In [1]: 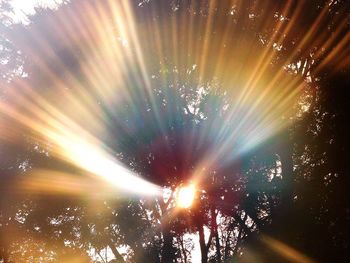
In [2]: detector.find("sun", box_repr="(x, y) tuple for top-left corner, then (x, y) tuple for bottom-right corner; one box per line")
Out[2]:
(177, 185), (196, 208)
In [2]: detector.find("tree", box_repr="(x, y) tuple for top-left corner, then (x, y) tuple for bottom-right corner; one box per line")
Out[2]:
(0, 0), (349, 262)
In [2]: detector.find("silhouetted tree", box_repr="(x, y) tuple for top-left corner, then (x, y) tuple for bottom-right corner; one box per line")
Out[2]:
(0, 0), (349, 262)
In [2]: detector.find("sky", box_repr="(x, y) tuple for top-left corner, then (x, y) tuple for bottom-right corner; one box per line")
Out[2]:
(10, 0), (58, 22)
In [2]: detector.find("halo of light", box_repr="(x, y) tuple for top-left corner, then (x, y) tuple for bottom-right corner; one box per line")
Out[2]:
(177, 185), (196, 208)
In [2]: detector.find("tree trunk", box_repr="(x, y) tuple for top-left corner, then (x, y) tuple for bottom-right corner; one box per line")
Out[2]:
(159, 197), (175, 263)
(161, 230), (174, 263)
(223, 231), (231, 262)
(210, 207), (222, 263)
(198, 225), (208, 263)
(215, 231), (221, 262)
(178, 236), (188, 263)
(107, 240), (125, 263)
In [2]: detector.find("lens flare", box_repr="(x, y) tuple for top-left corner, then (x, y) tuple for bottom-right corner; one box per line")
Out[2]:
(177, 185), (196, 208)
(1, 0), (349, 200)
(261, 235), (316, 263)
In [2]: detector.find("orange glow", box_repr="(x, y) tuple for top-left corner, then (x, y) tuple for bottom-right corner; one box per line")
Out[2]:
(177, 185), (196, 208)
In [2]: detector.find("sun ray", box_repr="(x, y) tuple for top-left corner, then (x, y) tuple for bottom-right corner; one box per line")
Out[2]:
(1, 0), (349, 204)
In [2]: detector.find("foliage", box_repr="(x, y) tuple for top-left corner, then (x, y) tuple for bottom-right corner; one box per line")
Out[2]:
(0, 0), (349, 262)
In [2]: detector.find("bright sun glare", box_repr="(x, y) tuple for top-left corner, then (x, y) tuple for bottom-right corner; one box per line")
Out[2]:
(177, 185), (196, 208)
